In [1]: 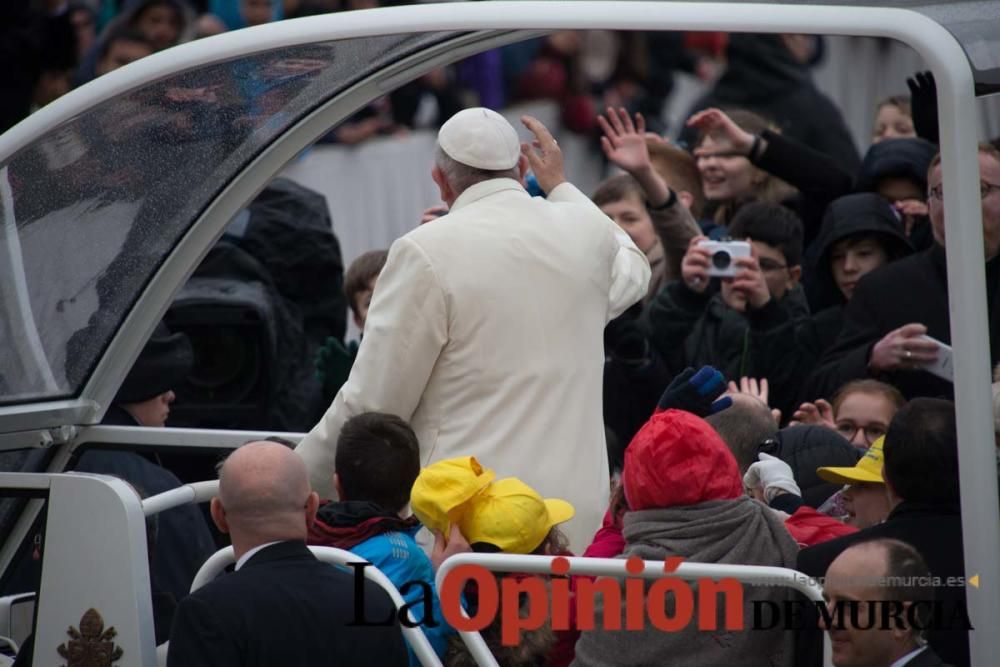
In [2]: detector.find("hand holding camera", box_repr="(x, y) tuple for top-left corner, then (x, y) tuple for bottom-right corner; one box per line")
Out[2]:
(699, 239), (752, 278)
(681, 235), (713, 293)
(728, 253), (771, 310)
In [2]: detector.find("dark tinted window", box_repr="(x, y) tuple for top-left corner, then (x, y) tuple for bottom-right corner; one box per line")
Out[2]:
(0, 32), (455, 405)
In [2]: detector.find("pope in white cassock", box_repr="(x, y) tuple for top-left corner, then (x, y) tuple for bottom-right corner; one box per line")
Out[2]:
(295, 108), (650, 552)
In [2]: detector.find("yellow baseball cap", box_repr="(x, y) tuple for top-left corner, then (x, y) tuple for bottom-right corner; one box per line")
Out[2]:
(410, 456), (496, 535)
(459, 477), (575, 555)
(816, 436), (886, 485)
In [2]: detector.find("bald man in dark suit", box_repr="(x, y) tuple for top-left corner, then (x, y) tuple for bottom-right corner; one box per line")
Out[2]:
(167, 441), (407, 667)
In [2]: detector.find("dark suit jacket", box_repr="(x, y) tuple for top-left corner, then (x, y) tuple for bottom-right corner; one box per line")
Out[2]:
(796, 501), (970, 667)
(167, 540), (407, 667)
(806, 245), (1000, 401)
(908, 646), (955, 666)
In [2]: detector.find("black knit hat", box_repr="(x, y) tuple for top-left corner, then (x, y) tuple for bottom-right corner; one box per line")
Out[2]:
(855, 137), (938, 194)
(114, 323), (193, 404)
(769, 425), (862, 508)
(817, 193), (913, 259)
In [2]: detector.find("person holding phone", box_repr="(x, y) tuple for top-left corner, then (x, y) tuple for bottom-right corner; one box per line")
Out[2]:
(807, 143), (1000, 400)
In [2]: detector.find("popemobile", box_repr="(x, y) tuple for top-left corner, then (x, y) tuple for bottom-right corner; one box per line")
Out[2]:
(0, 2), (997, 665)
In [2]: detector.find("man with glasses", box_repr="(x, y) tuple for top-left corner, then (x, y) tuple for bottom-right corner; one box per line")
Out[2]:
(808, 143), (1000, 400)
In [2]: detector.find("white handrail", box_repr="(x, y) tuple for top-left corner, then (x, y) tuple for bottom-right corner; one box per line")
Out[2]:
(434, 553), (831, 667)
(141, 481), (219, 517)
(189, 545), (443, 667)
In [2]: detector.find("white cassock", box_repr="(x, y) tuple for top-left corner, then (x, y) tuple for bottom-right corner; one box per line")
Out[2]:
(296, 177), (650, 552)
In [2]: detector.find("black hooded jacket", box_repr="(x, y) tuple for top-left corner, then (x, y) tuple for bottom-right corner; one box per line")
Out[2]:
(679, 34), (860, 172)
(855, 137), (939, 195)
(800, 193), (914, 343)
(642, 278), (811, 420)
(854, 137), (939, 252)
(731, 194), (914, 410)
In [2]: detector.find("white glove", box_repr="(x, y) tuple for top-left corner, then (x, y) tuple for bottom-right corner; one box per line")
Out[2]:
(743, 453), (801, 503)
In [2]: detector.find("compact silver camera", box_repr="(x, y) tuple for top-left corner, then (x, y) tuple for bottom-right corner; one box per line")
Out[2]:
(698, 240), (752, 278)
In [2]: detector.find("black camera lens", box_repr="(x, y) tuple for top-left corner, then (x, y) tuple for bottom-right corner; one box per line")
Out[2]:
(712, 250), (732, 270)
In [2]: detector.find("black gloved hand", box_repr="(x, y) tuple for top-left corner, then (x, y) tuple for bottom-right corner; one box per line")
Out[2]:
(656, 366), (732, 417)
(906, 71), (938, 145)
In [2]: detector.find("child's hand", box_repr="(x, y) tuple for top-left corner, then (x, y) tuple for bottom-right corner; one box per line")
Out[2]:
(729, 255), (771, 309)
(790, 399), (836, 429)
(597, 107), (652, 175)
(727, 377), (782, 424)
(893, 199), (929, 236)
(681, 235), (712, 293)
(430, 524), (472, 572)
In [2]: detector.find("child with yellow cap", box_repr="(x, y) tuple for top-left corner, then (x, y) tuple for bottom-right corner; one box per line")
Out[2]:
(410, 459), (576, 666)
(411, 457), (575, 556)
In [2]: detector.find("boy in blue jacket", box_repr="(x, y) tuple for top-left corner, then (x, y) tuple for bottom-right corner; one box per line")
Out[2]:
(306, 412), (454, 664)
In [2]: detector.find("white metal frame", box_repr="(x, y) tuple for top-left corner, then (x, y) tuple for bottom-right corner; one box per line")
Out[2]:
(0, 1), (993, 660)
(190, 545), (443, 667)
(434, 553), (831, 666)
(140, 480), (218, 517)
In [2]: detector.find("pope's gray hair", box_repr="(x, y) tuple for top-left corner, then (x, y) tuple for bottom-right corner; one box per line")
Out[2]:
(434, 144), (520, 196)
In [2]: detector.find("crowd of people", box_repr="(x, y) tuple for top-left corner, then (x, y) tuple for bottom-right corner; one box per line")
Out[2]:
(8, 3), (1000, 666)
(3, 0), (728, 140)
(163, 85), (993, 665)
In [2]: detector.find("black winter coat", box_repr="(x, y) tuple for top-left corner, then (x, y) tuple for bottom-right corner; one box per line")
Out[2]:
(603, 296), (676, 458)
(752, 129), (855, 248)
(679, 34), (860, 173)
(642, 280), (810, 419)
(769, 193), (913, 404)
(805, 245), (1000, 401)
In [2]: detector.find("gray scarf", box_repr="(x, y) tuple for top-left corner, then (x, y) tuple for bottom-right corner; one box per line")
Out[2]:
(572, 496), (798, 667)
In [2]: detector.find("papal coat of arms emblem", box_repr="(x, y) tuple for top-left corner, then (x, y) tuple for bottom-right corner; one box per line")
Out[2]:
(56, 608), (124, 667)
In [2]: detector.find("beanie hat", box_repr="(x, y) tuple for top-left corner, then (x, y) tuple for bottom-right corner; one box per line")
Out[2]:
(768, 425), (861, 507)
(855, 137), (938, 194)
(114, 322), (193, 404)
